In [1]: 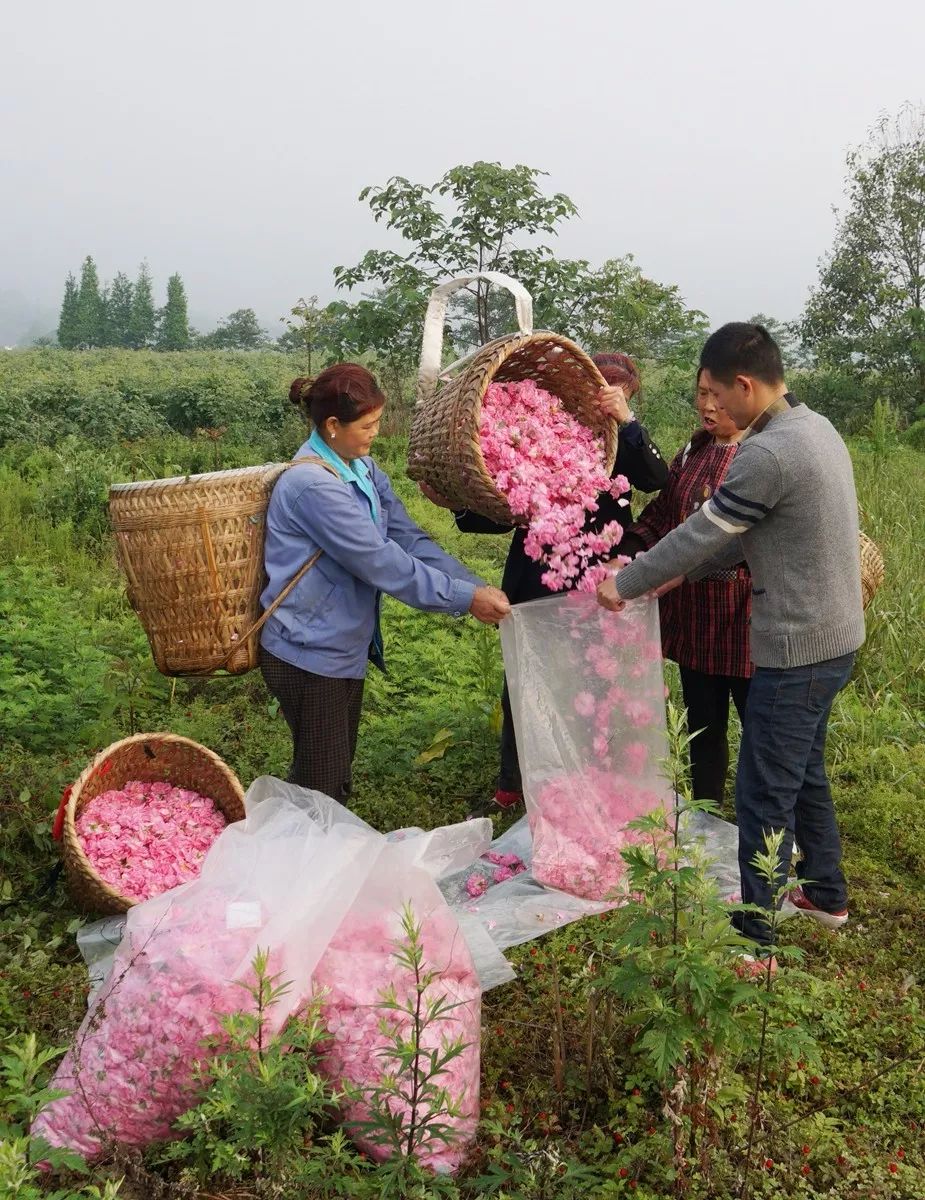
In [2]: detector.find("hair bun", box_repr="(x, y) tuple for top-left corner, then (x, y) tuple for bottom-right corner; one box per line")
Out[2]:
(289, 376), (313, 407)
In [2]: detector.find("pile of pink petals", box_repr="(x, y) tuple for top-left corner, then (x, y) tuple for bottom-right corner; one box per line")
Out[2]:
(315, 906), (480, 1173)
(480, 378), (629, 591)
(464, 851), (527, 898)
(531, 767), (665, 900)
(31, 901), (255, 1158)
(76, 781), (227, 902)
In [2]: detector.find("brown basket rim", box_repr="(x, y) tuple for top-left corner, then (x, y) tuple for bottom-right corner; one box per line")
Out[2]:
(418, 329), (613, 524)
(61, 733), (246, 913)
(109, 461), (284, 495)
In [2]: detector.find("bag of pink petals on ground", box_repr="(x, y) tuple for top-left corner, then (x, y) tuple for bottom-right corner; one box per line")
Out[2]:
(31, 790), (386, 1158)
(501, 592), (672, 900)
(34, 777), (502, 1174)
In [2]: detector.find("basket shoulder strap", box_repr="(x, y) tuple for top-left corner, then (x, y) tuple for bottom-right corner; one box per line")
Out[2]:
(215, 454), (345, 668)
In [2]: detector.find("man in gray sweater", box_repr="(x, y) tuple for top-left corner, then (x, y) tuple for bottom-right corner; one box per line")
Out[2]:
(598, 323), (865, 961)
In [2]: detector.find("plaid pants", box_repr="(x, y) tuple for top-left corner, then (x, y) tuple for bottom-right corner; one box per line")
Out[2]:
(259, 646), (365, 802)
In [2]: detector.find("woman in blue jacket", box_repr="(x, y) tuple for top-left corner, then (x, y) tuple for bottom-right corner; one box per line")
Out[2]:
(260, 363), (510, 800)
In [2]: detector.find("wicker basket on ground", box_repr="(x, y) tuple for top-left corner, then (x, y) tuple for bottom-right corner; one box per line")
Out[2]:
(859, 530), (885, 609)
(61, 733), (246, 915)
(407, 272), (617, 524)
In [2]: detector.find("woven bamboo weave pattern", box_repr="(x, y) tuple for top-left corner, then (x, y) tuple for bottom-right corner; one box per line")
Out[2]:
(408, 331), (616, 525)
(859, 530), (884, 609)
(61, 734), (246, 915)
(110, 463), (288, 675)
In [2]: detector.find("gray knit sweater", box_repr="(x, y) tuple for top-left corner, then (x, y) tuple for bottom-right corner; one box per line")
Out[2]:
(615, 400), (865, 669)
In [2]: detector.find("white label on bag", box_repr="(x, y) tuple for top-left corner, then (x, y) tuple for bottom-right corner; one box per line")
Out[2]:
(226, 901), (262, 931)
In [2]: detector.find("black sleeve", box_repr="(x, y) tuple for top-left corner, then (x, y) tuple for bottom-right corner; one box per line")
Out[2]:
(453, 509), (517, 535)
(615, 421), (670, 493)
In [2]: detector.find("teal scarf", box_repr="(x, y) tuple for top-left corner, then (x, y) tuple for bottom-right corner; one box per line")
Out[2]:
(307, 428), (379, 519)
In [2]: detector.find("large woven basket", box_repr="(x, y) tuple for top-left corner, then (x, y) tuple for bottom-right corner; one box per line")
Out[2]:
(110, 463), (289, 676)
(859, 530), (884, 609)
(407, 272), (616, 524)
(61, 733), (246, 915)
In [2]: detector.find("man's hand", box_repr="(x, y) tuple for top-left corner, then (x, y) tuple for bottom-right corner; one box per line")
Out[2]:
(596, 385), (633, 426)
(596, 571), (626, 612)
(419, 482), (454, 509)
(470, 586), (511, 624)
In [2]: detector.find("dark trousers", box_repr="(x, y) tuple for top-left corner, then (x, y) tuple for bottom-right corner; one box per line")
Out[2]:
(498, 678), (522, 793)
(732, 652), (854, 947)
(259, 646), (365, 802)
(679, 667), (751, 805)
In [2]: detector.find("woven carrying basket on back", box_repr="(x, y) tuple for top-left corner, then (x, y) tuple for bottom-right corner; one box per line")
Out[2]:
(61, 733), (246, 916)
(859, 530), (884, 609)
(407, 272), (617, 524)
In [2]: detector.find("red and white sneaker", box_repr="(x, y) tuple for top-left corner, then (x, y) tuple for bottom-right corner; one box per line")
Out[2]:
(735, 953), (778, 979)
(493, 789), (523, 811)
(788, 886), (849, 930)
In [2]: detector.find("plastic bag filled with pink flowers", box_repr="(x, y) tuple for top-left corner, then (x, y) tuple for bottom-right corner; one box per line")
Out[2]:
(35, 778), (504, 1173)
(242, 780), (495, 1173)
(32, 789), (385, 1158)
(501, 592), (672, 900)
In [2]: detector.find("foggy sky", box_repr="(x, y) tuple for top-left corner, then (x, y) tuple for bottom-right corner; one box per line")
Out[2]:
(3, 0), (924, 344)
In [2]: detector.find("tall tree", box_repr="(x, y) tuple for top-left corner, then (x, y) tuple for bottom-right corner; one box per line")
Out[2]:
(801, 105), (925, 417)
(333, 161), (706, 389)
(75, 256), (104, 347)
(57, 271), (81, 348)
(128, 262), (157, 349)
(157, 272), (190, 350)
(335, 162), (578, 350)
(105, 272), (134, 348)
(197, 308), (268, 350)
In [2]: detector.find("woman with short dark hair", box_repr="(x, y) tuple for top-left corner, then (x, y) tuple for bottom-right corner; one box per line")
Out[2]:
(261, 363), (510, 800)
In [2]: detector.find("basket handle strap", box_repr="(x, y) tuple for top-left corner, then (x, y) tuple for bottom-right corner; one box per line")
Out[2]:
(417, 272), (534, 403)
(210, 455), (341, 672)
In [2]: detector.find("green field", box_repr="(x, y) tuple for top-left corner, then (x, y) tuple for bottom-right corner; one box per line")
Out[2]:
(1, 350), (923, 1199)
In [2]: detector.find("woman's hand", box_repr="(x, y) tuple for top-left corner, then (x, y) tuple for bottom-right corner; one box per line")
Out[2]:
(419, 482), (454, 509)
(470, 586), (511, 624)
(597, 385), (633, 426)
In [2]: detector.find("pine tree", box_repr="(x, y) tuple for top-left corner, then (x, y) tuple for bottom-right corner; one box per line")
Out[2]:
(128, 262), (156, 349)
(75, 255), (104, 347)
(157, 272), (190, 350)
(106, 272), (134, 347)
(57, 271), (81, 348)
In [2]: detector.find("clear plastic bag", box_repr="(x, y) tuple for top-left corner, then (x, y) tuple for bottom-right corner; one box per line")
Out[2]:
(501, 592), (672, 900)
(36, 779), (508, 1172)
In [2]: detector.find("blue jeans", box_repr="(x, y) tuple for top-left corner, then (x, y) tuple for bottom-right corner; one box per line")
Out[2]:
(732, 652), (855, 947)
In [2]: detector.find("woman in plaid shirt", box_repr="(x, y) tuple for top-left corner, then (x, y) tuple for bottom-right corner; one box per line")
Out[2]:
(621, 369), (752, 805)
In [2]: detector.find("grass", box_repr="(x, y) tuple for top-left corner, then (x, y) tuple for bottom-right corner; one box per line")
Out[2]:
(0, 399), (923, 1198)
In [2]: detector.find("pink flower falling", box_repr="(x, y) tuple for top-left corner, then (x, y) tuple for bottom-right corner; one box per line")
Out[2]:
(76, 781), (228, 902)
(479, 378), (630, 592)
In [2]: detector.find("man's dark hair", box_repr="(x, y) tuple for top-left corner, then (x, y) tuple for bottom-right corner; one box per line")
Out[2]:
(699, 323), (784, 385)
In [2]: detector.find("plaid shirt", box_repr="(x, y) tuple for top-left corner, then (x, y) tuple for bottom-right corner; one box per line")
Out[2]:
(626, 433), (753, 678)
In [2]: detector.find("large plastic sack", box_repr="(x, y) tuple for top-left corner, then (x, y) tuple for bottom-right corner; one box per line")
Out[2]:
(501, 592), (672, 900)
(244, 779), (496, 1173)
(37, 778), (506, 1173)
(32, 792), (386, 1158)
